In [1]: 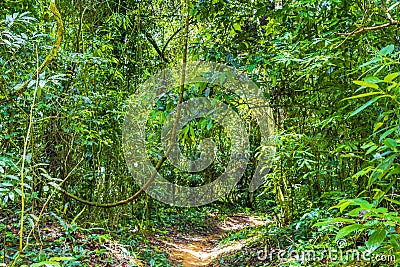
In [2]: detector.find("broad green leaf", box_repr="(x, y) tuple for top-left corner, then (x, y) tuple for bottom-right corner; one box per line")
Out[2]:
(6, 174), (19, 180)
(379, 127), (396, 143)
(348, 95), (386, 117)
(329, 200), (352, 212)
(373, 122), (383, 133)
(335, 224), (364, 241)
(379, 45), (395, 56)
(361, 142), (375, 149)
(353, 199), (373, 210)
(388, 165), (400, 176)
(352, 80), (379, 89)
(366, 145), (378, 155)
(29, 213), (39, 222)
(383, 72), (399, 83)
(233, 23), (241, 31)
(48, 182), (61, 189)
(348, 207), (363, 217)
(27, 217), (34, 228)
(364, 76), (382, 83)
(359, 57), (381, 68)
(384, 138), (397, 150)
(366, 229), (386, 251)
(377, 154), (397, 175)
(14, 188), (22, 196)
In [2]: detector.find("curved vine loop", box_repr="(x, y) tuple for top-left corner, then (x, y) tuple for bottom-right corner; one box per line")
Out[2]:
(60, 0), (191, 208)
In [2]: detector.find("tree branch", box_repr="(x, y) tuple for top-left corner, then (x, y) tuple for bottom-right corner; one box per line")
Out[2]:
(143, 19), (194, 64)
(144, 30), (170, 63)
(339, 20), (399, 36)
(161, 19), (195, 57)
(336, 4), (399, 47)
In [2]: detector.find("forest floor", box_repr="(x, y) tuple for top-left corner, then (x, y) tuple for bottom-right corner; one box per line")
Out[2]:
(1, 210), (271, 266)
(149, 213), (270, 266)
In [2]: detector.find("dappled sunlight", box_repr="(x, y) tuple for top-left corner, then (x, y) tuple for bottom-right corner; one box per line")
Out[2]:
(157, 215), (270, 266)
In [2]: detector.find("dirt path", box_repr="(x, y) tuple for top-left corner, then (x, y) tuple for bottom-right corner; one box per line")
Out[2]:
(157, 214), (269, 267)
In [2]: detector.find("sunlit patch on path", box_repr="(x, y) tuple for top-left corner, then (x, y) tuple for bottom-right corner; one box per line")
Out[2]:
(157, 214), (270, 266)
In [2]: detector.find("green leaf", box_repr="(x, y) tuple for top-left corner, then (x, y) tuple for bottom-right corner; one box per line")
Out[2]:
(379, 127), (396, 143)
(48, 182), (61, 190)
(353, 198), (373, 210)
(329, 200), (352, 212)
(348, 207), (363, 217)
(378, 154), (396, 175)
(27, 217), (34, 228)
(373, 122), (383, 133)
(189, 126), (195, 137)
(360, 57), (381, 68)
(373, 189), (385, 200)
(384, 197), (400, 206)
(14, 188), (22, 196)
(36, 86), (42, 98)
(348, 95), (386, 117)
(233, 23), (241, 31)
(364, 76), (382, 83)
(366, 145), (378, 155)
(366, 229), (386, 251)
(379, 45), (395, 56)
(206, 119), (213, 130)
(384, 138), (397, 150)
(383, 72), (399, 83)
(8, 191), (14, 201)
(352, 80), (379, 89)
(335, 224), (364, 241)
(388, 165), (400, 176)
(342, 91), (384, 101)
(369, 154), (397, 187)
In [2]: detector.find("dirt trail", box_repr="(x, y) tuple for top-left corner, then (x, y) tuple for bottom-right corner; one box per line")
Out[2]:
(159, 214), (269, 267)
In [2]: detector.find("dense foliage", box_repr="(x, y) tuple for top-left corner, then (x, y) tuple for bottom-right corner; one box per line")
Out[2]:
(0, 0), (399, 266)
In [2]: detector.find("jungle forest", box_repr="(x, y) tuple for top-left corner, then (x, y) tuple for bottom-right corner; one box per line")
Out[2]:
(0, 0), (400, 266)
